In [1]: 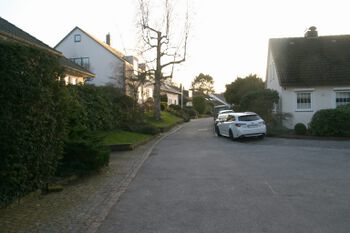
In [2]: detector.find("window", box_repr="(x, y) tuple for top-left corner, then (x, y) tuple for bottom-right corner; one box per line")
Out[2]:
(336, 91), (350, 107)
(74, 34), (81, 42)
(70, 57), (90, 69)
(238, 115), (260, 121)
(296, 92), (311, 110)
(226, 115), (235, 122)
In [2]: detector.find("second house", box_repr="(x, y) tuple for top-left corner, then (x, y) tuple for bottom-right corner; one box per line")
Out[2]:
(55, 27), (136, 92)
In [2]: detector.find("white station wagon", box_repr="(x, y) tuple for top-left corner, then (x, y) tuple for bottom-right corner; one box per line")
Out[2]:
(215, 112), (266, 139)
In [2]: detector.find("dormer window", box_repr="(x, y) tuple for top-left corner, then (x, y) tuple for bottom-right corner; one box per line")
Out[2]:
(74, 34), (81, 42)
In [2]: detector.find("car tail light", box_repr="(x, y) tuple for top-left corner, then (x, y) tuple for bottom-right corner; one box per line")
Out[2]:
(235, 123), (247, 127)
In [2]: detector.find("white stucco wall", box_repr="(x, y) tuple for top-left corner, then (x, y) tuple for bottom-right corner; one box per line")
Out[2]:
(55, 28), (125, 88)
(63, 74), (84, 85)
(282, 86), (350, 128)
(167, 93), (179, 105)
(266, 53), (283, 112)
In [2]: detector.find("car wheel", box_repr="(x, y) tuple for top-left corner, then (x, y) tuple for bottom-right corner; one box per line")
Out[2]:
(215, 126), (222, 137)
(229, 129), (235, 141)
(259, 134), (265, 139)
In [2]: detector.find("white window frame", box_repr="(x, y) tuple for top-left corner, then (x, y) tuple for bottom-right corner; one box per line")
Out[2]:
(74, 34), (81, 42)
(295, 91), (313, 112)
(335, 91), (350, 107)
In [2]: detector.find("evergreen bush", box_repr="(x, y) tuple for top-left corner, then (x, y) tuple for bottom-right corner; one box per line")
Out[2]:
(309, 107), (350, 136)
(294, 123), (307, 135)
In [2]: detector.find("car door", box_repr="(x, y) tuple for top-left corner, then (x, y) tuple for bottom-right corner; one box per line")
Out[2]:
(220, 114), (234, 136)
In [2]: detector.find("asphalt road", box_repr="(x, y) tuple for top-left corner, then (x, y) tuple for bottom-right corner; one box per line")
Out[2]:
(97, 118), (350, 233)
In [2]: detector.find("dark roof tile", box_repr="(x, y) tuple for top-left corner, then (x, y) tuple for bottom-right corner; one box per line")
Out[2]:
(269, 35), (350, 86)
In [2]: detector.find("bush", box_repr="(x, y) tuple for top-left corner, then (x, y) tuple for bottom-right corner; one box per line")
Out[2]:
(183, 107), (198, 119)
(192, 96), (206, 114)
(294, 123), (307, 135)
(129, 124), (160, 135)
(161, 102), (168, 111)
(169, 104), (182, 111)
(57, 129), (110, 175)
(0, 41), (66, 206)
(309, 107), (350, 136)
(239, 89), (279, 124)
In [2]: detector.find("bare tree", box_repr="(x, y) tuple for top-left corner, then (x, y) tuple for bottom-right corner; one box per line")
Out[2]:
(137, 0), (190, 120)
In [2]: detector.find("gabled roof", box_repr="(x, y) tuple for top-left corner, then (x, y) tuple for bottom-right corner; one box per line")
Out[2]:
(161, 84), (182, 95)
(0, 17), (94, 77)
(144, 83), (182, 95)
(0, 16), (59, 55)
(55, 26), (127, 62)
(209, 93), (230, 106)
(269, 35), (350, 87)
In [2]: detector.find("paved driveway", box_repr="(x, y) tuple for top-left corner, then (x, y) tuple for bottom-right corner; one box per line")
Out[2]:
(97, 118), (350, 233)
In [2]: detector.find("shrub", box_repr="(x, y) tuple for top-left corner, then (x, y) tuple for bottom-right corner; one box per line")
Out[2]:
(309, 107), (350, 136)
(183, 107), (198, 119)
(169, 104), (182, 111)
(294, 123), (307, 135)
(0, 41), (66, 206)
(239, 89), (279, 124)
(192, 96), (206, 114)
(130, 124), (160, 135)
(57, 129), (110, 176)
(161, 102), (168, 111)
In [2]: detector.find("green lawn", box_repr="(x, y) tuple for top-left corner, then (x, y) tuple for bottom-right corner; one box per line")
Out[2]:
(98, 112), (182, 145)
(146, 111), (183, 128)
(98, 130), (152, 145)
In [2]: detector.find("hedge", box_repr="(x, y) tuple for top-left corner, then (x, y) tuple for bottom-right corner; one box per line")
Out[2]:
(0, 41), (66, 206)
(309, 106), (350, 136)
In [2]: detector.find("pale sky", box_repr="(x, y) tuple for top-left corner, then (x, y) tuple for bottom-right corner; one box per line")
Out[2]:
(1, 0), (350, 92)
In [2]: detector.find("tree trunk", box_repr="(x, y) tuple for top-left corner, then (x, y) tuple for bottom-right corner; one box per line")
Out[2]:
(153, 32), (162, 120)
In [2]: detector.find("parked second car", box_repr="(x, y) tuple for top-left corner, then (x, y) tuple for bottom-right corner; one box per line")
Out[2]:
(215, 112), (266, 139)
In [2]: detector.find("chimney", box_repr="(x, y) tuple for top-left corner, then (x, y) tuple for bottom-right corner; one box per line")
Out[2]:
(106, 33), (111, 45)
(304, 26), (318, 38)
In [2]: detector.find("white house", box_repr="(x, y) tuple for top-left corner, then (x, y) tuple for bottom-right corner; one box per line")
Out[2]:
(140, 83), (182, 106)
(55, 27), (135, 91)
(266, 27), (350, 128)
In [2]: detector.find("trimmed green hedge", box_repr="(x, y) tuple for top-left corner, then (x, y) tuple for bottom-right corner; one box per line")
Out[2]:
(309, 106), (350, 136)
(0, 41), (66, 206)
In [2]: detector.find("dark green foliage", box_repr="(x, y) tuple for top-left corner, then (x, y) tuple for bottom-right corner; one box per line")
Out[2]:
(294, 123), (307, 135)
(66, 85), (141, 131)
(169, 104), (182, 111)
(192, 96), (207, 114)
(0, 41), (66, 206)
(183, 107), (198, 119)
(160, 102), (167, 111)
(57, 130), (110, 175)
(129, 124), (160, 135)
(239, 89), (279, 125)
(224, 74), (265, 105)
(167, 105), (190, 122)
(309, 107), (350, 136)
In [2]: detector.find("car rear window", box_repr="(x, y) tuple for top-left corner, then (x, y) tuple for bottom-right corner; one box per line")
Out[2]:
(238, 115), (260, 121)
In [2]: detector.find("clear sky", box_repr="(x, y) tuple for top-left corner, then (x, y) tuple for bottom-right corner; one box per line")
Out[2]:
(1, 0), (350, 92)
